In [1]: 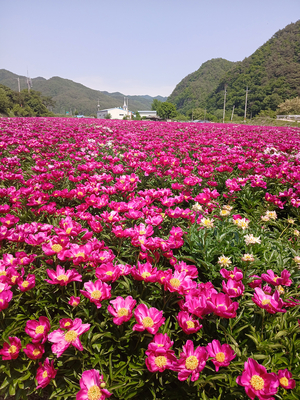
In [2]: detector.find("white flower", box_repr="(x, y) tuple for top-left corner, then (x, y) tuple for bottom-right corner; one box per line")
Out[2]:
(236, 218), (250, 230)
(241, 253), (255, 262)
(244, 234), (261, 245)
(265, 210), (277, 220)
(200, 217), (214, 229)
(218, 255), (232, 266)
(220, 209), (230, 216)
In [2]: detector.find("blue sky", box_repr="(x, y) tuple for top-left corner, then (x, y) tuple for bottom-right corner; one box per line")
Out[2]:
(1, 0), (300, 96)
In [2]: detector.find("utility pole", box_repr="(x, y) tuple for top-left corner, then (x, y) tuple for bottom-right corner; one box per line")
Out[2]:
(231, 105), (235, 121)
(244, 86), (249, 122)
(15, 77), (20, 92)
(223, 85), (227, 123)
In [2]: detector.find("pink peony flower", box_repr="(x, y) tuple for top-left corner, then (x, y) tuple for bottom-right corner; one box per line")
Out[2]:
(132, 304), (165, 334)
(236, 358), (279, 400)
(145, 348), (177, 373)
(176, 311), (202, 334)
(45, 264), (82, 286)
(0, 336), (22, 360)
(68, 296), (81, 307)
(17, 274), (36, 292)
(107, 296), (136, 325)
(220, 267), (243, 281)
(261, 269), (292, 287)
(206, 339), (236, 371)
(0, 289), (13, 311)
(95, 263), (122, 282)
(25, 316), (51, 344)
(277, 369), (296, 390)
(252, 288), (286, 314)
(48, 318), (90, 358)
(206, 293), (239, 318)
(222, 278), (245, 298)
(80, 280), (111, 308)
(176, 340), (208, 382)
(131, 261), (157, 282)
(36, 357), (57, 389)
(23, 343), (44, 360)
(76, 369), (111, 400)
(146, 333), (174, 353)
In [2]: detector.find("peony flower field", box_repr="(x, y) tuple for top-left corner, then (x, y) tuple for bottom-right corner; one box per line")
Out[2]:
(0, 117), (299, 400)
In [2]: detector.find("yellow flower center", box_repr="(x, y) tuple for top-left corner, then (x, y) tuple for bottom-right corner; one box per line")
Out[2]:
(280, 377), (289, 387)
(186, 320), (195, 329)
(87, 385), (102, 400)
(6, 220), (10, 225)
(51, 244), (63, 253)
(105, 271), (113, 276)
(78, 192), (83, 196)
(170, 278), (181, 288)
(57, 274), (68, 282)
(250, 375), (264, 391)
(42, 371), (48, 378)
(141, 272), (151, 279)
(22, 281), (29, 288)
(142, 317), (154, 328)
(66, 228), (72, 234)
(154, 356), (167, 368)
(65, 322), (71, 326)
(75, 252), (85, 258)
(91, 290), (102, 300)
(157, 344), (164, 347)
(185, 355), (199, 370)
(8, 345), (17, 354)
(262, 299), (270, 305)
(215, 352), (225, 362)
(230, 274), (235, 278)
(33, 349), (41, 356)
(139, 230), (146, 235)
(64, 330), (78, 343)
(35, 325), (45, 334)
(117, 308), (129, 317)
(11, 275), (18, 283)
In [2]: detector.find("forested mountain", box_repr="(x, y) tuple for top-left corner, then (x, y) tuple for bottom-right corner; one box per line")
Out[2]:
(206, 20), (300, 117)
(168, 58), (235, 114)
(0, 70), (167, 115)
(168, 20), (300, 118)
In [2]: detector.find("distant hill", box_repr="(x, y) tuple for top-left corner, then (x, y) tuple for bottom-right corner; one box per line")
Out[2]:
(167, 58), (235, 114)
(0, 70), (167, 115)
(206, 20), (300, 117)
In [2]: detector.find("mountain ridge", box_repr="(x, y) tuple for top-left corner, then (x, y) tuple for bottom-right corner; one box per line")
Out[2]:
(0, 69), (167, 115)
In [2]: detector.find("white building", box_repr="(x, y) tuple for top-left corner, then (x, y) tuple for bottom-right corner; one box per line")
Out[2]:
(138, 110), (158, 119)
(97, 98), (133, 120)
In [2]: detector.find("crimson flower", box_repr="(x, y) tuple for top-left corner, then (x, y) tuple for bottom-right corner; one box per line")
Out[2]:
(25, 316), (51, 344)
(176, 311), (202, 334)
(36, 358), (57, 389)
(23, 343), (44, 360)
(277, 369), (296, 389)
(0, 336), (22, 360)
(236, 358), (279, 400)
